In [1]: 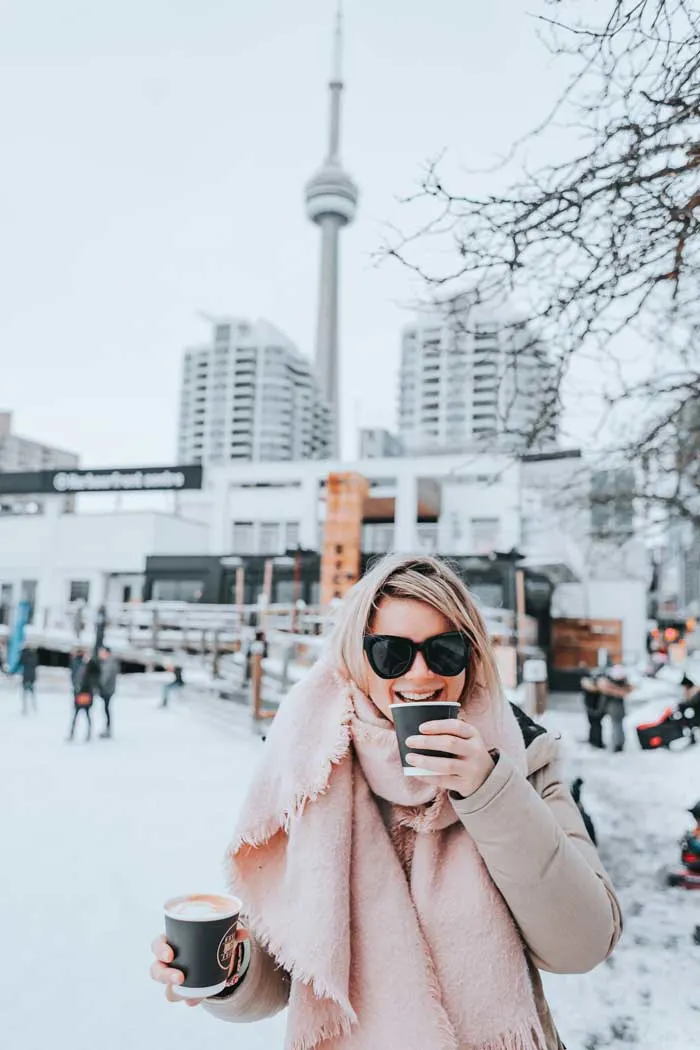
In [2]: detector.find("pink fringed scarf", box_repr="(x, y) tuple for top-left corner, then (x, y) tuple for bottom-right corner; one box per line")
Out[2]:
(226, 657), (547, 1050)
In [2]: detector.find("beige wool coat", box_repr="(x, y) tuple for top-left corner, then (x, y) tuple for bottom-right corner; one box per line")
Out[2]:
(203, 726), (623, 1049)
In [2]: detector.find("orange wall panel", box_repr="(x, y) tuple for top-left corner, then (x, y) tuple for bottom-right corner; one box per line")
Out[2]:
(320, 472), (369, 605)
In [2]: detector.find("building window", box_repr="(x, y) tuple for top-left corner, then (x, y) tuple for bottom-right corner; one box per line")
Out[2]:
(471, 518), (501, 553)
(362, 523), (395, 553)
(285, 521), (300, 550)
(260, 522), (281, 555)
(417, 523), (438, 552)
(20, 579), (38, 621)
(520, 516), (541, 550)
(69, 580), (90, 604)
(151, 579), (204, 603)
(232, 521), (255, 553)
(0, 583), (12, 625)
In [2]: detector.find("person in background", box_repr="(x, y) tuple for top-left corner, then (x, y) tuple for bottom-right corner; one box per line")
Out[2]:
(72, 599), (86, 640)
(580, 670), (607, 749)
(681, 672), (700, 711)
(67, 648), (101, 743)
(161, 664), (184, 708)
(19, 643), (39, 715)
(597, 665), (633, 753)
(69, 647), (84, 695)
(244, 629), (268, 683)
(580, 665), (633, 752)
(94, 604), (108, 652)
(98, 646), (120, 739)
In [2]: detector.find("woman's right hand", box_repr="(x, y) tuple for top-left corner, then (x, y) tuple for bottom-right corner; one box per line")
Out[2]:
(149, 929), (250, 1007)
(150, 935), (199, 1006)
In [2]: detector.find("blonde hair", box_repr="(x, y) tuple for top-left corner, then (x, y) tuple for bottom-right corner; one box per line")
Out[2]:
(327, 553), (503, 706)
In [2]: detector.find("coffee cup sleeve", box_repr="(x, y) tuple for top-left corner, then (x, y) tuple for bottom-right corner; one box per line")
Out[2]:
(207, 937), (252, 999)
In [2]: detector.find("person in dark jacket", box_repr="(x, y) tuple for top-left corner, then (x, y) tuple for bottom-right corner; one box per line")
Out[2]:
(67, 649), (101, 742)
(98, 646), (119, 739)
(580, 672), (607, 748)
(599, 665), (633, 752)
(20, 644), (39, 715)
(161, 665), (184, 708)
(581, 666), (633, 752)
(681, 673), (700, 718)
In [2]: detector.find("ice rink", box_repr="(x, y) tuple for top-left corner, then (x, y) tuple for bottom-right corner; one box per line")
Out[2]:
(1, 671), (696, 1050)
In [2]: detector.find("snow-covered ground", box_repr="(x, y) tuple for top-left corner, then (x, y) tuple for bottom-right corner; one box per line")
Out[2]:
(1, 672), (697, 1050)
(536, 699), (698, 1049)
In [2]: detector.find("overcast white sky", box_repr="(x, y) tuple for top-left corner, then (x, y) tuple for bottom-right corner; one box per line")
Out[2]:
(0, 0), (594, 466)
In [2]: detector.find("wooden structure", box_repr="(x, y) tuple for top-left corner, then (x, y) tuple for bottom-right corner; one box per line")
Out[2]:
(320, 472), (369, 605)
(551, 617), (623, 670)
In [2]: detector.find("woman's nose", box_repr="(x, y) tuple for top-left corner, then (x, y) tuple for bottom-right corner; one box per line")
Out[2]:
(405, 650), (432, 678)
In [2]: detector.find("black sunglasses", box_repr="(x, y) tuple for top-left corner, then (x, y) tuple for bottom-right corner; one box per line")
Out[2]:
(363, 631), (471, 680)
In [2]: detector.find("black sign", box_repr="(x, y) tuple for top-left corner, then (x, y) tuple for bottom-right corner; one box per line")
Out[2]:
(0, 465), (203, 495)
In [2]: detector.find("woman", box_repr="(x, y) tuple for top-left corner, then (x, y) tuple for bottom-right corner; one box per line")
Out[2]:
(67, 647), (100, 743)
(150, 554), (622, 1049)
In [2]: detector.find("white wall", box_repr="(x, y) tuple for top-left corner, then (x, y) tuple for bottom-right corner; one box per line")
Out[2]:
(0, 509), (210, 614)
(438, 463), (521, 554)
(105, 575), (145, 604)
(152, 514), (212, 554)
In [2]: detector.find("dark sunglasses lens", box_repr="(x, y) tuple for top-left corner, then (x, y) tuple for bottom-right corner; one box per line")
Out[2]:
(367, 636), (413, 678)
(425, 633), (469, 676)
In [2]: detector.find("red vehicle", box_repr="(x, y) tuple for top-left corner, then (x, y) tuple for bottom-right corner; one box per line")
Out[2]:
(666, 803), (700, 890)
(636, 672), (700, 750)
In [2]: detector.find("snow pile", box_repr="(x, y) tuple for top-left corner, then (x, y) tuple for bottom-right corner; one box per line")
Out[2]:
(0, 673), (696, 1050)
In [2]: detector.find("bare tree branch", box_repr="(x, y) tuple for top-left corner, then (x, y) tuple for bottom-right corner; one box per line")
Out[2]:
(384, 0), (700, 527)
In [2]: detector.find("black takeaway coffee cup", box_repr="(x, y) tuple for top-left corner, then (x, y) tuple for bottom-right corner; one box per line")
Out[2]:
(390, 701), (461, 776)
(164, 893), (241, 998)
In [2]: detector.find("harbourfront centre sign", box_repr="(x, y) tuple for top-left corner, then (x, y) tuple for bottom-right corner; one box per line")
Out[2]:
(0, 465), (204, 495)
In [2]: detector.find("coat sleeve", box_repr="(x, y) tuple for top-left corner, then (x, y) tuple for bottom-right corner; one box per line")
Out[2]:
(450, 745), (623, 974)
(201, 935), (290, 1024)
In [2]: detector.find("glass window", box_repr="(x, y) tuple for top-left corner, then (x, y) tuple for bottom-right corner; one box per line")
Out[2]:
(0, 583), (12, 625)
(151, 579), (204, 603)
(275, 579), (296, 604)
(471, 518), (501, 553)
(285, 522), (300, 550)
(469, 581), (505, 608)
(520, 516), (541, 549)
(260, 522), (281, 554)
(69, 580), (90, 603)
(232, 521), (255, 553)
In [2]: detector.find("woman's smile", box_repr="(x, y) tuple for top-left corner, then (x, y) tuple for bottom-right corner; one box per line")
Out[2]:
(393, 686), (445, 703)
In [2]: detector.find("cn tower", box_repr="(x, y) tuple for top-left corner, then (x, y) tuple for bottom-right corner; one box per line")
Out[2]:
(304, 1), (358, 456)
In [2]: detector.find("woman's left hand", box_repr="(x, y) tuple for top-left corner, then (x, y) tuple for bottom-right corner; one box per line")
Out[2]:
(405, 719), (495, 798)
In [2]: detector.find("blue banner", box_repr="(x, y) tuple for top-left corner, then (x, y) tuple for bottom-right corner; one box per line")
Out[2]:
(7, 601), (31, 674)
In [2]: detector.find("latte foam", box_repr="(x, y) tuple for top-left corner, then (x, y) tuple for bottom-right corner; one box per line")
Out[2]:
(165, 893), (240, 922)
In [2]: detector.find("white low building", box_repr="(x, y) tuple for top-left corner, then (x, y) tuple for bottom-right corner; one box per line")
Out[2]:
(0, 501), (209, 622)
(0, 450), (650, 662)
(177, 449), (649, 659)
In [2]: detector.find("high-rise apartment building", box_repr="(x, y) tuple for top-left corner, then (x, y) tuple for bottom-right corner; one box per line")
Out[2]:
(0, 412), (79, 471)
(398, 301), (559, 454)
(177, 319), (333, 466)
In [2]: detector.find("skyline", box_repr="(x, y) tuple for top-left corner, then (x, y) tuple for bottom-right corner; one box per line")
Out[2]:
(0, 0), (612, 467)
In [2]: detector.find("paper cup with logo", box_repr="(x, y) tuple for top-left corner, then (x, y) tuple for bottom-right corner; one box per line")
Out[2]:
(390, 701), (461, 776)
(164, 893), (241, 998)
